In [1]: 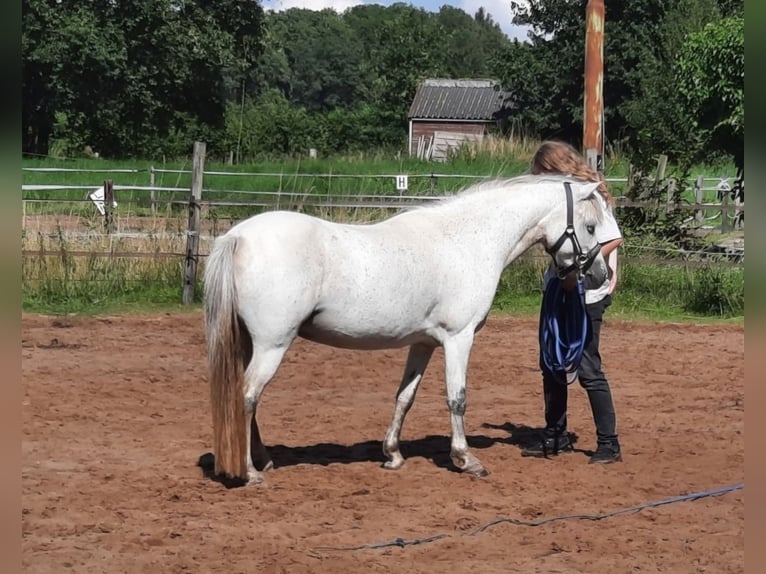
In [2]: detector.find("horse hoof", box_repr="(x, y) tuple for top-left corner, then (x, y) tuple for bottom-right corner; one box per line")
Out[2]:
(246, 473), (266, 486)
(382, 459), (404, 471)
(469, 468), (489, 478)
(451, 453), (487, 477)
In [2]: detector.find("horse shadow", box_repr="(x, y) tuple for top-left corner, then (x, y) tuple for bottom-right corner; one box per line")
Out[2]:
(198, 434), (495, 487)
(197, 421), (584, 487)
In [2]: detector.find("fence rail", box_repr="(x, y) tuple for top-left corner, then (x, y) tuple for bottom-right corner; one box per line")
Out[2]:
(21, 186), (746, 213)
(23, 196), (745, 213)
(22, 165), (631, 181)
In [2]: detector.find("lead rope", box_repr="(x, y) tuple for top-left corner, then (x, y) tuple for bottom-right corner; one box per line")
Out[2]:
(539, 275), (589, 384)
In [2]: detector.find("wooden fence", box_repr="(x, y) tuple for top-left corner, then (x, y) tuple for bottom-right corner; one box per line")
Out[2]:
(21, 143), (745, 303)
(22, 153), (744, 228)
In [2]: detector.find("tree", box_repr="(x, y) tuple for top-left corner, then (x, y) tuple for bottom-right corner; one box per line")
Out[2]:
(344, 3), (447, 117)
(22, 0), (265, 158)
(676, 16), (744, 167)
(716, 0), (744, 16)
(259, 9), (364, 112)
(22, 0), (127, 155)
(498, 0), (731, 155)
(435, 6), (508, 79)
(490, 40), (561, 135)
(621, 0), (722, 165)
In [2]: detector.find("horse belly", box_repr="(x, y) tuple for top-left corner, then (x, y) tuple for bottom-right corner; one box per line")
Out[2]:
(297, 309), (437, 350)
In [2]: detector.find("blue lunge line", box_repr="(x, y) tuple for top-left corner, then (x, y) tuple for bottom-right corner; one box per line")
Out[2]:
(539, 276), (589, 384)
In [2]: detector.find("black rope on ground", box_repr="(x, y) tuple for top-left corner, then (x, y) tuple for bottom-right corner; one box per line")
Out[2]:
(314, 533), (449, 552)
(312, 483), (743, 552)
(468, 482), (744, 535)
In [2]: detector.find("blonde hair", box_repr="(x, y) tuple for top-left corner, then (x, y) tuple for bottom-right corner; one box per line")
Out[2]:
(530, 140), (613, 206)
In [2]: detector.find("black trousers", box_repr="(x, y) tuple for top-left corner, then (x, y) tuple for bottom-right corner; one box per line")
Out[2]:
(539, 294), (618, 444)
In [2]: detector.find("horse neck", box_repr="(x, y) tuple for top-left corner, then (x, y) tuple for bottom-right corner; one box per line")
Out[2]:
(432, 185), (558, 267)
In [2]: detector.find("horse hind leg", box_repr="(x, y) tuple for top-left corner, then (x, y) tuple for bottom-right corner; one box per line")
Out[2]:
(250, 413), (272, 472)
(382, 343), (435, 470)
(243, 344), (290, 485)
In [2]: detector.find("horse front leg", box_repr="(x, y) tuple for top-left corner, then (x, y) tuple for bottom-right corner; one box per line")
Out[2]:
(443, 330), (488, 477)
(382, 343), (435, 470)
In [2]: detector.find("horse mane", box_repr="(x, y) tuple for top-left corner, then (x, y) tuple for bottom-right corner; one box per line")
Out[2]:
(406, 174), (604, 223)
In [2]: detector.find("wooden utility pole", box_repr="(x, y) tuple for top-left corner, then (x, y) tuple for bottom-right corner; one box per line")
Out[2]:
(583, 0), (605, 174)
(182, 141), (206, 305)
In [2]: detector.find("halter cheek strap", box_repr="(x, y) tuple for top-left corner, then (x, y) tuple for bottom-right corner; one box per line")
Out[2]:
(546, 182), (601, 278)
(540, 182), (597, 384)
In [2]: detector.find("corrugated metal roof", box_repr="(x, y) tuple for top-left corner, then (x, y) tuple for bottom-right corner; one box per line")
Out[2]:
(407, 79), (512, 121)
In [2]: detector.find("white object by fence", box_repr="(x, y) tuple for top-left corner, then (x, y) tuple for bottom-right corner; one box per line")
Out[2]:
(717, 178), (731, 199)
(88, 186), (118, 216)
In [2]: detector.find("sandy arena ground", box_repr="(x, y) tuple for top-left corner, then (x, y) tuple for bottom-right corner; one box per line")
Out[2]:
(22, 312), (744, 573)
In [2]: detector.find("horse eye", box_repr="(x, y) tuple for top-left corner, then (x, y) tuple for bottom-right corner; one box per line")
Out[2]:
(586, 225), (595, 235)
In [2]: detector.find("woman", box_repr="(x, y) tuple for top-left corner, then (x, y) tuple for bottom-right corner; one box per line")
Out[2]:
(521, 141), (623, 464)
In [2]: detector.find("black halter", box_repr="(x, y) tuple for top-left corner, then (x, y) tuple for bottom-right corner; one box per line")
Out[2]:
(545, 182), (602, 278)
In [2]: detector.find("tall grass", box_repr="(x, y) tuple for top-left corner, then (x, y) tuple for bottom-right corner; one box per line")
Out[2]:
(491, 258), (744, 320)
(22, 215), (193, 314)
(22, 235), (744, 320)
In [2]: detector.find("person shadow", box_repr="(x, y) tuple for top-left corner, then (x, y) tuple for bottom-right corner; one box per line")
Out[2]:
(481, 421), (588, 456)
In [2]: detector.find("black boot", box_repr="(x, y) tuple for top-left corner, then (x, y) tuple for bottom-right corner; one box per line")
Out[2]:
(521, 431), (575, 458)
(588, 441), (622, 464)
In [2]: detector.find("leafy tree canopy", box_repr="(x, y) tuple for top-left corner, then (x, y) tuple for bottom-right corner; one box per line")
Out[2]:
(22, 0), (744, 165)
(676, 16), (744, 166)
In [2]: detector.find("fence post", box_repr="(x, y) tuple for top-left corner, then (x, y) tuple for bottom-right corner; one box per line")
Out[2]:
(694, 175), (704, 225)
(182, 142), (206, 305)
(720, 191), (730, 233)
(104, 179), (115, 233)
(665, 178), (677, 214)
(655, 155), (667, 180)
(654, 154), (667, 194)
(149, 166), (156, 215)
(734, 171), (744, 230)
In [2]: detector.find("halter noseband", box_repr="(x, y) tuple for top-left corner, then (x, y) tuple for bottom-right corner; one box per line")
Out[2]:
(545, 182), (601, 279)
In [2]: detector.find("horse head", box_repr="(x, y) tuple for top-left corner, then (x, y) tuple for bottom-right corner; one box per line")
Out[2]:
(542, 180), (609, 286)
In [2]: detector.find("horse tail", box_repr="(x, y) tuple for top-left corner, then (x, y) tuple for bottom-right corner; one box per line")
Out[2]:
(204, 233), (247, 480)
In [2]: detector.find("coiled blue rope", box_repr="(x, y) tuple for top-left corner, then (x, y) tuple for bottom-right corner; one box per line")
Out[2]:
(539, 276), (589, 384)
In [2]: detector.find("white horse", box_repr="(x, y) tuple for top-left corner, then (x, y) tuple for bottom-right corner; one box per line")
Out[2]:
(203, 174), (608, 485)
